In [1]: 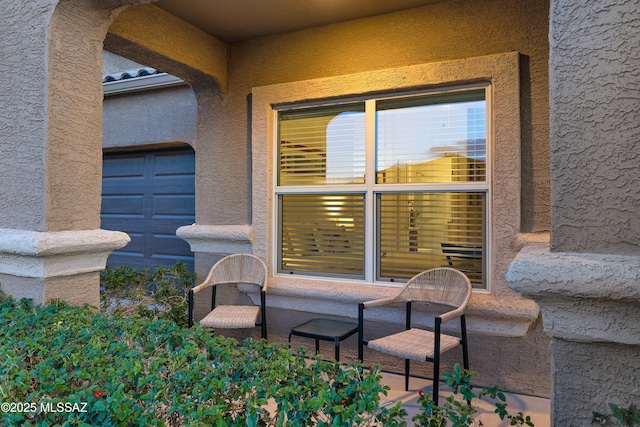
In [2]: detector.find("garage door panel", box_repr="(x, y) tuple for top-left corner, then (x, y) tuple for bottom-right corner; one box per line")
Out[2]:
(153, 195), (196, 216)
(153, 152), (195, 176)
(103, 157), (146, 177)
(151, 254), (194, 266)
(152, 234), (193, 256)
(101, 195), (145, 216)
(115, 233), (145, 254)
(101, 147), (195, 272)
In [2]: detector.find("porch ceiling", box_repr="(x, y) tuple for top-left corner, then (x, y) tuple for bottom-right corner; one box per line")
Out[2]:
(154, 0), (446, 43)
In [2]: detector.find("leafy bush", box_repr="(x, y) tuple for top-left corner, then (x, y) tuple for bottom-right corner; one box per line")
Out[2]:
(593, 403), (640, 426)
(0, 290), (535, 426)
(100, 262), (196, 327)
(0, 294), (405, 426)
(413, 363), (534, 427)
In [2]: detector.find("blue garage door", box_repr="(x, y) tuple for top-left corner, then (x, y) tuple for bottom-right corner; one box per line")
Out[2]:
(101, 147), (195, 271)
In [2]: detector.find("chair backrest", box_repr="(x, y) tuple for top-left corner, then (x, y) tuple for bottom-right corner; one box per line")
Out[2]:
(205, 253), (268, 289)
(397, 267), (471, 309)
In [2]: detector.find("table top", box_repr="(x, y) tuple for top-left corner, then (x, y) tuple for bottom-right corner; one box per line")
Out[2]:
(290, 318), (359, 340)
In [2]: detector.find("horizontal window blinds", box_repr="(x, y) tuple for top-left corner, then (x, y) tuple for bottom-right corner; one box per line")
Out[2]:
(378, 192), (485, 286)
(376, 90), (486, 184)
(279, 194), (365, 278)
(278, 103), (365, 186)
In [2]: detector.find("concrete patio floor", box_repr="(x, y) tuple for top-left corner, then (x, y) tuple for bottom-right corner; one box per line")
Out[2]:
(379, 370), (551, 426)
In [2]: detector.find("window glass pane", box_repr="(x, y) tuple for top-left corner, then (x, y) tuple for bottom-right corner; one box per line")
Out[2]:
(278, 104), (365, 186)
(376, 90), (486, 184)
(280, 193), (365, 278)
(378, 191), (485, 287)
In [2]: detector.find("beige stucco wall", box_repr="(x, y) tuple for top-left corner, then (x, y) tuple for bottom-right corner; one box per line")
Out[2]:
(103, 50), (144, 74)
(549, 0), (640, 255)
(103, 85), (197, 150)
(0, 1), (54, 231)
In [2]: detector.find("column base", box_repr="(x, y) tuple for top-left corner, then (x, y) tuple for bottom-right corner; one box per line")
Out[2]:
(177, 224), (252, 254)
(0, 228), (130, 306)
(507, 243), (640, 426)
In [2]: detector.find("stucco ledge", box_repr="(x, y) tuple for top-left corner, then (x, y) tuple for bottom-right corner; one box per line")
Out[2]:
(506, 243), (640, 344)
(177, 224), (253, 254)
(0, 228), (130, 278)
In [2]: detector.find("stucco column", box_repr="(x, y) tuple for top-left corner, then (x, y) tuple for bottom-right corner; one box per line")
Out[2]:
(508, 1), (640, 426)
(0, 0), (152, 306)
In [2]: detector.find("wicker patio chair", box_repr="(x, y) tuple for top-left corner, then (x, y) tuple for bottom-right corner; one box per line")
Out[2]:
(358, 267), (472, 405)
(188, 253), (268, 339)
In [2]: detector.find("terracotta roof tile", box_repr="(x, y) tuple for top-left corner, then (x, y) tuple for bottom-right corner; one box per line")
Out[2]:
(102, 67), (162, 83)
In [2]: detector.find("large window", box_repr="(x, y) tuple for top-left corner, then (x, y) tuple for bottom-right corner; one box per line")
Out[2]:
(276, 86), (489, 288)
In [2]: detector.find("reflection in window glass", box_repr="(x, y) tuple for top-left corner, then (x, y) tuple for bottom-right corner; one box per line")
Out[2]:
(376, 90), (486, 184)
(280, 194), (365, 278)
(278, 104), (365, 186)
(378, 192), (485, 286)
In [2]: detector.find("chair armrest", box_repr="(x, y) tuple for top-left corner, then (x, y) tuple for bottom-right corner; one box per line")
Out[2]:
(362, 295), (401, 309)
(190, 281), (210, 295)
(439, 305), (466, 323)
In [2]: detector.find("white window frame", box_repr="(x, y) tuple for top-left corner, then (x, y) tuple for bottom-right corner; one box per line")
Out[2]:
(272, 84), (492, 289)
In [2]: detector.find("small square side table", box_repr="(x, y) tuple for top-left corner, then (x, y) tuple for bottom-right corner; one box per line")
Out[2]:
(288, 318), (359, 361)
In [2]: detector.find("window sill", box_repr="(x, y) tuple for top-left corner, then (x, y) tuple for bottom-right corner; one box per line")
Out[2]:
(244, 275), (539, 337)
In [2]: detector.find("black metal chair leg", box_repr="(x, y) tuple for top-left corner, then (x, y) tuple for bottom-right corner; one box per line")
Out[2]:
(433, 356), (440, 406)
(433, 317), (442, 405)
(405, 359), (410, 391)
(358, 303), (364, 362)
(461, 315), (469, 370)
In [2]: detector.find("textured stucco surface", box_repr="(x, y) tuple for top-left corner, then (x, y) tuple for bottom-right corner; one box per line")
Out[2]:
(508, 243), (640, 423)
(103, 50), (143, 74)
(103, 85), (197, 149)
(552, 339), (640, 427)
(0, 228), (130, 277)
(508, 243), (640, 344)
(0, 272), (101, 308)
(550, 0), (640, 254)
(177, 224), (253, 254)
(0, 1), (57, 231)
(0, 0), (150, 232)
(107, 4), (228, 92)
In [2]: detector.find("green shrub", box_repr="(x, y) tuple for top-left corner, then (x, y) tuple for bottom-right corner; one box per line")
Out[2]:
(413, 363), (534, 427)
(0, 291), (534, 426)
(593, 403), (640, 426)
(0, 294), (405, 426)
(100, 262), (196, 327)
